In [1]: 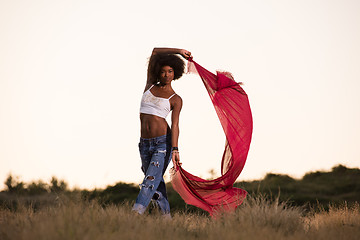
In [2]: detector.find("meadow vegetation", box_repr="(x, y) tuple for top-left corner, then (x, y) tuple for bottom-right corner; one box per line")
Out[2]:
(1, 165), (359, 239)
(235, 164), (360, 210)
(1, 194), (359, 240)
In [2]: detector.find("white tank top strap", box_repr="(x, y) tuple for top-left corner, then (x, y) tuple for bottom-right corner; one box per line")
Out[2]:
(148, 85), (155, 90)
(168, 93), (176, 99)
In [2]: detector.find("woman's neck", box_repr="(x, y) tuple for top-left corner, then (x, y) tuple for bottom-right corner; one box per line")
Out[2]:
(157, 82), (172, 90)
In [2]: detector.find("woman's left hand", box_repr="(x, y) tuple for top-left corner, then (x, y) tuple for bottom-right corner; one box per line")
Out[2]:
(172, 151), (181, 167)
(179, 49), (192, 60)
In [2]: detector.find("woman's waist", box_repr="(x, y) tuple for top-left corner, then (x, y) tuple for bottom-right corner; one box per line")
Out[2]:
(139, 133), (172, 145)
(140, 113), (170, 138)
(140, 113), (168, 126)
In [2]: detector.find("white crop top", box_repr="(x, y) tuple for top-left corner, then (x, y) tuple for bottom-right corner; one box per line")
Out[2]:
(140, 85), (176, 119)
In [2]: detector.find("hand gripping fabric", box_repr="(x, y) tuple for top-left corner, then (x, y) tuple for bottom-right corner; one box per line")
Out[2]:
(170, 58), (253, 216)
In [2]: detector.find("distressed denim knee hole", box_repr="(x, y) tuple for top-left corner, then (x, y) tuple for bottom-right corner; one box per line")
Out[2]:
(153, 192), (160, 200)
(146, 175), (155, 181)
(151, 161), (160, 167)
(139, 183), (154, 190)
(156, 150), (167, 154)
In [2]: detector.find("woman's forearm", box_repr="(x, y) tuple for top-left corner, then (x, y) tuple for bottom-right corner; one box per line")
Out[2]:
(153, 48), (182, 55)
(152, 48), (192, 60)
(171, 124), (179, 148)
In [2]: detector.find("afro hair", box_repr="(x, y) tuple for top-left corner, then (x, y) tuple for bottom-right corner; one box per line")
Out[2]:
(149, 53), (185, 82)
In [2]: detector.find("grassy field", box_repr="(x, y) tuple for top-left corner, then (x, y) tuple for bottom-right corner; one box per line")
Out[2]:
(1, 194), (359, 240)
(1, 165), (359, 239)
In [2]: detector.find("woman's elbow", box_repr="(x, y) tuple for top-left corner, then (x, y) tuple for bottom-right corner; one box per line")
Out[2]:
(152, 48), (159, 55)
(171, 123), (179, 130)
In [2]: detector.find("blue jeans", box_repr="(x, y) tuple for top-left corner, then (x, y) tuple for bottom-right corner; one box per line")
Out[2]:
(132, 134), (172, 215)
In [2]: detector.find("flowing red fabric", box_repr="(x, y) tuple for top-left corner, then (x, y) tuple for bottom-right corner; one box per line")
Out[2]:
(171, 58), (253, 216)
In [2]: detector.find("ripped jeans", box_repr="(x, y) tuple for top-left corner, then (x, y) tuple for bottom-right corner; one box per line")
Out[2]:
(132, 134), (172, 215)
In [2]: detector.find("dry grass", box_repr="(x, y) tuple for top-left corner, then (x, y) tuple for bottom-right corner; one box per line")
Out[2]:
(304, 203), (360, 240)
(0, 195), (359, 240)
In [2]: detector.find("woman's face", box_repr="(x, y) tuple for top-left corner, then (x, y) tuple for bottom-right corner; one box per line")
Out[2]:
(159, 66), (174, 84)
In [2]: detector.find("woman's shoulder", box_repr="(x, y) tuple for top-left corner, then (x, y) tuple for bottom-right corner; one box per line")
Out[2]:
(143, 84), (154, 93)
(170, 93), (182, 104)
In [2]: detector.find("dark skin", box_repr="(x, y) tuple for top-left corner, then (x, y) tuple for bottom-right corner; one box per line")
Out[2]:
(140, 48), (192, 166)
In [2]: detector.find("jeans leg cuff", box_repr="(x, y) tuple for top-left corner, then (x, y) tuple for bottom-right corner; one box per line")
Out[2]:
(162, 213), (172, 220)
(132, 203), (147, 215)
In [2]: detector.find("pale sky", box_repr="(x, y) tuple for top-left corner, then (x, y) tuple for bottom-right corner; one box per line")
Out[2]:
(1, 0), (359, 190)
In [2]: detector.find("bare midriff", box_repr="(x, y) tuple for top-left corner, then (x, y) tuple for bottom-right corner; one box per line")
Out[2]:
(140, 113), (171, 138)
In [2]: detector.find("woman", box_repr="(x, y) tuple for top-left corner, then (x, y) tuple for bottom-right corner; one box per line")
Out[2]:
(132, 48), (192, 217)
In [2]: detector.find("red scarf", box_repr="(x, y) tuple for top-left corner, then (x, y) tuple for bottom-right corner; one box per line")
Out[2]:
(171, 58), (253, 216)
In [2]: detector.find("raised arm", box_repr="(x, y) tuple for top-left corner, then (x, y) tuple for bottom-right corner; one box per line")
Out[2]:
(152, 48), (192, 59)
(146, 48), (192, 89)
